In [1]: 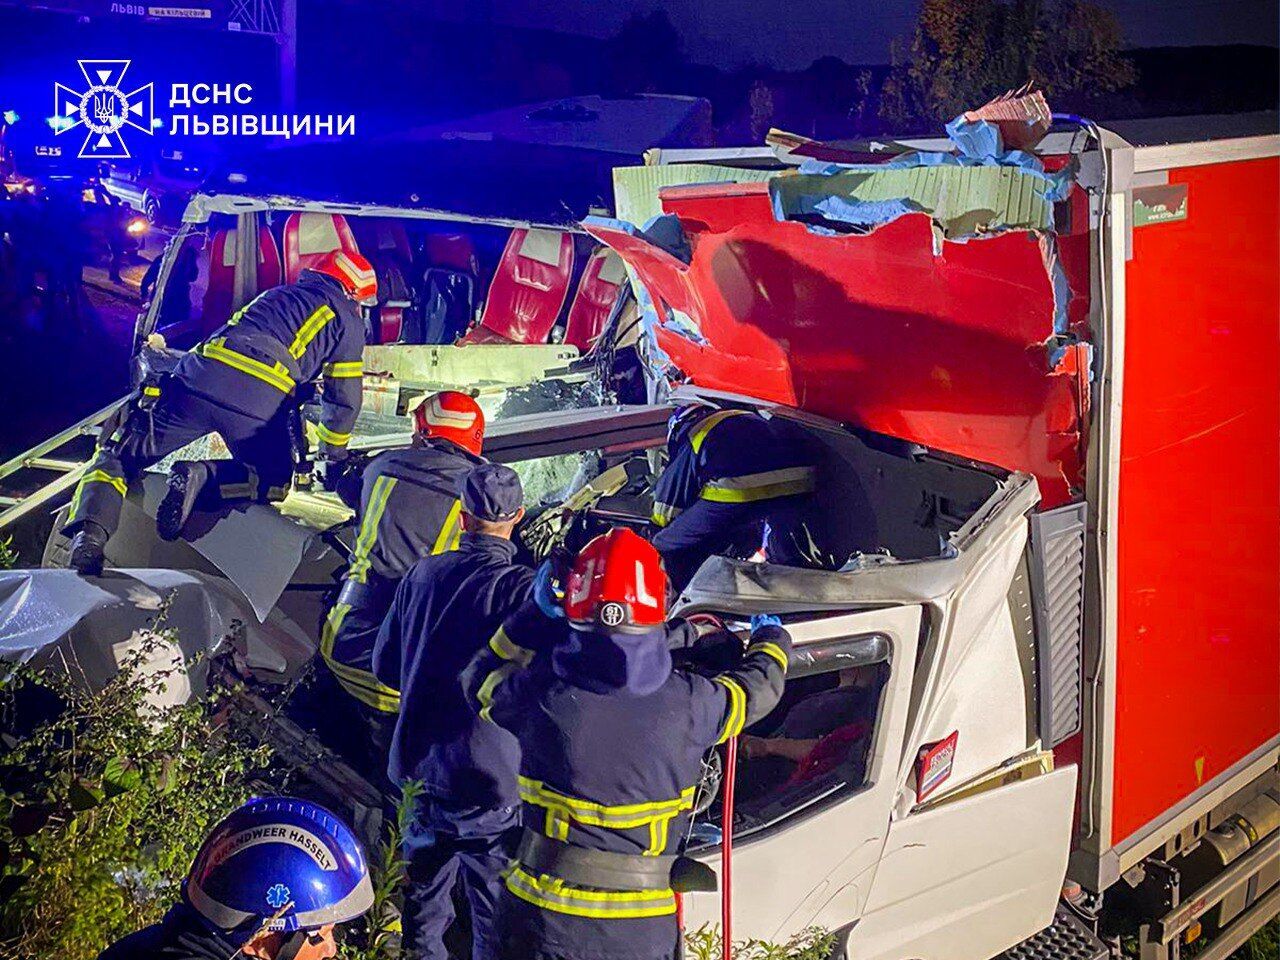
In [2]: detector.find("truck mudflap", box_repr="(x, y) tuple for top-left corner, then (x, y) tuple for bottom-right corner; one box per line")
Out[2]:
(999, 907), (1108, 960)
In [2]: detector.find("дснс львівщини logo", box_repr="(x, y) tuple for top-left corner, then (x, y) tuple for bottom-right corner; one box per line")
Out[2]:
(53, 60), (155, 159)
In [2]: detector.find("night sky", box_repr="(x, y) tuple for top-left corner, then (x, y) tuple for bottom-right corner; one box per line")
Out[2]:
(418, 0), (1280, 68)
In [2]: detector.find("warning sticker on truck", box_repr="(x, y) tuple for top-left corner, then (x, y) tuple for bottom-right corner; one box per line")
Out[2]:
(916, 731), (960, 803)
(1134, 183), (1189, 226)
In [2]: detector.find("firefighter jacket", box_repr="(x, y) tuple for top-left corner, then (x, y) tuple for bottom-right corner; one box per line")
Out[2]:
(461, 603), (790, 957)
(651, 409), (817, 527)
(174, 271), (364, 458)
(372, 533), (535, 810)
(321, 438), (485, 713)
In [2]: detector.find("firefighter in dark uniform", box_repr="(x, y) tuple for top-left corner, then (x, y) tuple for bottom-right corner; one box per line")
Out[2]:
(317, 390), (487, 773)
(64, 249), (378, 576)
(371, 463), (534, 960)
(462, 527), (792, 960)
(652, 403), (878, 590)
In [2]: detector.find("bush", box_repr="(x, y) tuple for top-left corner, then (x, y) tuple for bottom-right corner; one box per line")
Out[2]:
(685, 923), (837, 960)
(0, 613), (273, 960)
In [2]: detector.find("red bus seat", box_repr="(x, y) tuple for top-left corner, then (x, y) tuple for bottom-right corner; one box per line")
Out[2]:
(201, 225), (282, 329)
(459, 228), (574, 346)
(564, 247), (625, 352)
(282, 212), (360, 283)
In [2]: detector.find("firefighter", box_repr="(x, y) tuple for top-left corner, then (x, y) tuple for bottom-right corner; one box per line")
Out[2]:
(98, 796), (373, 960)
(461, 527), (791, 960)
(63, 249), (377, 576)
(371, 462), (533, 960)
(652, 403), (877, 590)
(315, 390), (487, 776)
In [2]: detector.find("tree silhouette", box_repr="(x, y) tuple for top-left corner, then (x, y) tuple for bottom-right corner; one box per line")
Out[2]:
(881, 0), (1136, 129)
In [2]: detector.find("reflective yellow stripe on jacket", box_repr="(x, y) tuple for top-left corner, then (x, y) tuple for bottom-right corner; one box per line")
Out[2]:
(714, 675), (747, 743)
(323, 360), (364, 378)
(518, 777), (696, 855)
(288, 305), (335, 359)
(347, 475), (397, 584)
(313, 423), (351, 448)
(700, 465), (817, 504)
(197, 338), (296, 394)
(689, 408), (748, 453)
(504, 865), (676, 919)
(320, 602), (401, 713)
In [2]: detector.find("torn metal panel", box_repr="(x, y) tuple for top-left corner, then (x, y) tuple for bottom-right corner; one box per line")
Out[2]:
(770, 158), (1071, 239)
(612, 163), (776, 226)
(585, 178), (1091, 505)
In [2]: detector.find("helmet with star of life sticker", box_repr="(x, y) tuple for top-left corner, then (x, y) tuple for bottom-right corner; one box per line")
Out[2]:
(182, 796), (373, 938)
(563, 527), (667, 632)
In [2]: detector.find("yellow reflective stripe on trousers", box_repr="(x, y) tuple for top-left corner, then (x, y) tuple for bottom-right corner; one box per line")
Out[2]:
(430, 500), (463, 555)
(518, 777), (696, 829)
(313, 422), (351, 447)
(747, 640), (789, 672)
(714, 675), (747, 743)
(348, 476), (397, 583)
(320, 602), (401, 713)
(220, 465), (260, 501)
(689, 408), (748, 454)
(488, 627), (534, 666)
(288, 305), (335, 359)
(700, 465), (817, 504)
(198, 339), (296, 393)
(324, 360), (364, 378)
(68, 469), (128, 521)
(503, 865), (676, 919)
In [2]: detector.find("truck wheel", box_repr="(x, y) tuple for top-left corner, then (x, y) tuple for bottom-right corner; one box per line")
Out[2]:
(144, 197), (160, 225)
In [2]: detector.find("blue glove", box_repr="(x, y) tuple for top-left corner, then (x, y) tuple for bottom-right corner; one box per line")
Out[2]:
(533, 560), (565, 619)
(750, 614), (782, 631)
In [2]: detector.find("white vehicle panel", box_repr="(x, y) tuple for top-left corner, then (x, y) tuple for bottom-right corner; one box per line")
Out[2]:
(850, 766), (1077, 960)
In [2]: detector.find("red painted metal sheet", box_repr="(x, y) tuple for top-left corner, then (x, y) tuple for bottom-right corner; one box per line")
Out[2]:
(1112, 157), (1280, 846)
(586, 181), (1090, 505)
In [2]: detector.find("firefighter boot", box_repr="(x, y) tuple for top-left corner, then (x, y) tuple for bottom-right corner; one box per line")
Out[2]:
(157, 461), (211, 542)
(68, 521), (109, 577)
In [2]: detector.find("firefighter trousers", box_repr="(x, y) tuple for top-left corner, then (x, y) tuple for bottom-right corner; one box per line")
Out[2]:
(64, 379), (294, 539)
(402, 805), (520, 960)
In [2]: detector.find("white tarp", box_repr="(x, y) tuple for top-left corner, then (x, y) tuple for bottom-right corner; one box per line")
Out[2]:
(0, 568), (315, 694)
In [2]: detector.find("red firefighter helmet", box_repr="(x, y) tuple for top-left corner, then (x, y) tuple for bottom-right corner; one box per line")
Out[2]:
(563, 527), (667, 632)
(311, 249), (378, 306)
(412, 390), (485, 456)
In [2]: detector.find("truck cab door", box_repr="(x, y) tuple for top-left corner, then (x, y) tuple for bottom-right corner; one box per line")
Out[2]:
(681, 603), (922, 941)
(847, 473), (1078, 960)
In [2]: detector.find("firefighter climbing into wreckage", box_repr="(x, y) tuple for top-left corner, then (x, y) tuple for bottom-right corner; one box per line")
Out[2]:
(311, 390), (489, 780)
(651, 402), (879, 590)
(63, 250), (378, 576)
(461, 526), (791, 960)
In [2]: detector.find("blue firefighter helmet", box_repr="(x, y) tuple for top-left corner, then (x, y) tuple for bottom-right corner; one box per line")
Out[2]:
(184, 796), (374, 936)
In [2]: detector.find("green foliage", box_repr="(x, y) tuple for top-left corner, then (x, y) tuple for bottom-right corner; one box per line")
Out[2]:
(880, 0), (1137, 128)
(0, 611), (273, 960)
(338, 780), (423, 960)
(1232, 918), (1279, 960)
(685, 923), (837, 960)
(0, 535), (17, 570)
